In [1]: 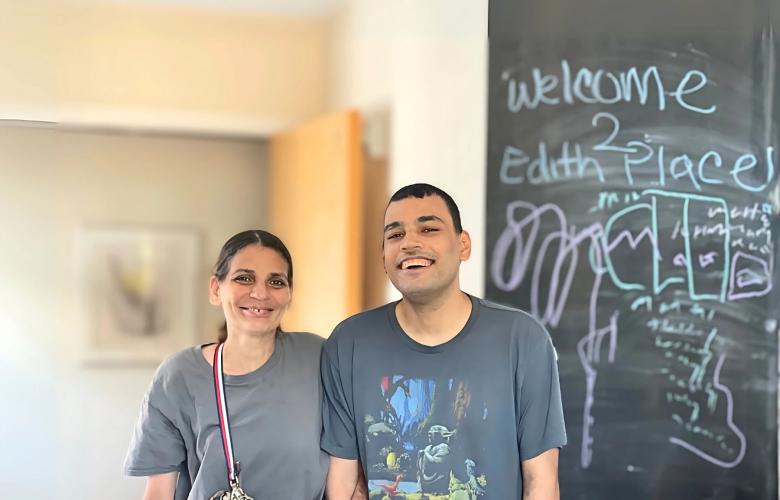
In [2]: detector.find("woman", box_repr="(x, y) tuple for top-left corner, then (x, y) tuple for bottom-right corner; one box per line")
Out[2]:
(124, 230), (328, 499)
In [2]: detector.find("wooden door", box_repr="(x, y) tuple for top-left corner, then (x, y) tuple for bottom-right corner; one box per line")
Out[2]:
(269, 111), (363, 337)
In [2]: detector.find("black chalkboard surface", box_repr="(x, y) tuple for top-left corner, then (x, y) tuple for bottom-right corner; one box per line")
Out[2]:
(486, 1), (779, 498)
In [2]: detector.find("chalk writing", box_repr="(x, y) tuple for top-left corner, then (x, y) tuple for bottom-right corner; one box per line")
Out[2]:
(505, 60), (716, 114)
(490, 188), (768, 468)
(489, 49), (777, 485)
(498, 113), (775, 194)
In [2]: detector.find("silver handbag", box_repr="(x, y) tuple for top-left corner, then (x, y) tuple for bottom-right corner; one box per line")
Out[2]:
(209, 473), (253, 500)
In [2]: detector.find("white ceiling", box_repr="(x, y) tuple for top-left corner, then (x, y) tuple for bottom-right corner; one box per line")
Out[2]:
(92, 0), (345, 16)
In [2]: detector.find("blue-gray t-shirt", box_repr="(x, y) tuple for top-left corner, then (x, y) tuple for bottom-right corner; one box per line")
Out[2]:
(320, 295), (566, 499)
(125, 332), (327, 500)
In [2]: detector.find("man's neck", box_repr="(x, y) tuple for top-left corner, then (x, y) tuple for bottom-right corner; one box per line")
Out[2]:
(395, 287), (472, 347)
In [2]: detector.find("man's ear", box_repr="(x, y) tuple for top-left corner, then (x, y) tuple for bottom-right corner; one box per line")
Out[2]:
(208, 276), (221, 305)
(459, 230), (472, 261)
(381, 242), (389, 275)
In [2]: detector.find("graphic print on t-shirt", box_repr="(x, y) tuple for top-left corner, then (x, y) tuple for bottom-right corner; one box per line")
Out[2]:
(365, 375), (488, 499)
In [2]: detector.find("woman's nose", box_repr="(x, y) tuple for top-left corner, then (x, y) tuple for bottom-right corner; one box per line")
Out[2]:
(250, 282), (269, 299)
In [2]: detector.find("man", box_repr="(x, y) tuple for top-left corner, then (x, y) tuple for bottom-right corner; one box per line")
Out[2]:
(321, 183), (566, 499)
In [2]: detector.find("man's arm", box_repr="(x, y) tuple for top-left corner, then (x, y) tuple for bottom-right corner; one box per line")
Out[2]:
(326, 457), (368, 500)
(521, 448), (560, 500)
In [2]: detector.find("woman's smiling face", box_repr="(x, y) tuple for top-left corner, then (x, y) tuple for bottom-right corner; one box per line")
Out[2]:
(209, 244), (292, 337)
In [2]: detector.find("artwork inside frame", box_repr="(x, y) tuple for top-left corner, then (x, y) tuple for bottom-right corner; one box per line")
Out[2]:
(78, 225), (200, 364)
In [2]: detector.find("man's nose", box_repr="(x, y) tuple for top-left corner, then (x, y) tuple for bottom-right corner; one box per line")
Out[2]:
(400, 233), (422, 251)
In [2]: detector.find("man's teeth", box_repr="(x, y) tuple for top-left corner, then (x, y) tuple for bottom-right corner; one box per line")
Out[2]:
(402, 258), (432, 270)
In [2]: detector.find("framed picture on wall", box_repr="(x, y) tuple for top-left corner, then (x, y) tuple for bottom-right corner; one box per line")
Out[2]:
(77, 225), (200, 364)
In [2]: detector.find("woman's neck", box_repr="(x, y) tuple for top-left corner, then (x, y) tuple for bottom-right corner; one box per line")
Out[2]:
(219, 329), (277, 375)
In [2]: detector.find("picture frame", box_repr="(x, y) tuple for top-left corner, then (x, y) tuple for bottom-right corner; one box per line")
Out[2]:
(77, 225), (200, 364)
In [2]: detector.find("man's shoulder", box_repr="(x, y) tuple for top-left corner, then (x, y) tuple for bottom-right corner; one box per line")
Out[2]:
(321, 304), (392, 367)
(475, 297), (551, 341)
(477, 297), (538, 323)
(327, 303), (393, 343)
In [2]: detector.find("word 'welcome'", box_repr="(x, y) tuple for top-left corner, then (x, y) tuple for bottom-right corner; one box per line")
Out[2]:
(506, 60), (715, 114)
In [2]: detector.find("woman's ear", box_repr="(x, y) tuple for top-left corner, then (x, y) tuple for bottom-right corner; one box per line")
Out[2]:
(208, 276), (222, 306)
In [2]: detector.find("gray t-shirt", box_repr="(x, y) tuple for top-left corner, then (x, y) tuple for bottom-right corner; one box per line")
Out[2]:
(320, 295), (566, 499)
(125, 332), (328, 500)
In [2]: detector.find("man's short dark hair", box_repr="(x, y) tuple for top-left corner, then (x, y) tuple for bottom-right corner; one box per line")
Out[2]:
(388, 183), (463, 233)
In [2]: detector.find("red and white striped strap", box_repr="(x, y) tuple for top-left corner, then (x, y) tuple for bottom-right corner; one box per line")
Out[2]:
(212, 342), (239, 483)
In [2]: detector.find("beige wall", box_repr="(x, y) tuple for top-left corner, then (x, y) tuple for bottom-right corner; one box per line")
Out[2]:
(0, 0), (327, 135)
(0, 126), (267, 497)
(0, 3), (329, 496)
(326, 0), (488, 298)
(0, 2), (489, 496)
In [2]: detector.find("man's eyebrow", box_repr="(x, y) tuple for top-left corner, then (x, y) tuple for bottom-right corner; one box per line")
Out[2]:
(383, 221), (401, 233)
(418, 215), (444, 224)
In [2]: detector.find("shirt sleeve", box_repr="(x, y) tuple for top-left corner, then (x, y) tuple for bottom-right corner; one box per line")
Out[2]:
(516, 321), (567, 461)
(123, 366), (187, 476)
(320, 336), (359, 460)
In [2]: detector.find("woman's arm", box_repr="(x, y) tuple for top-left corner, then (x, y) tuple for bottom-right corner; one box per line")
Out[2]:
(326, 457), (366, 500)
(351, 465), (368, 500)
(142, 472), (177, 500)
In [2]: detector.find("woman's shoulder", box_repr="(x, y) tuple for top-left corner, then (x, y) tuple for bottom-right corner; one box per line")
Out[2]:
(153, 345), (206, 382)
(283, 331), (325, 346)
(141, 345), (205, 403)
(281, 331), (325, 356)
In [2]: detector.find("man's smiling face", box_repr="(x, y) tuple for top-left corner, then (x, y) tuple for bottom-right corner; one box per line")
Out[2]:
(382, 194), (471, 302)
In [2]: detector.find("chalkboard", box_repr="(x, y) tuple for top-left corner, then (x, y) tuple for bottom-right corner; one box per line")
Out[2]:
(486, 1), (779, 498)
